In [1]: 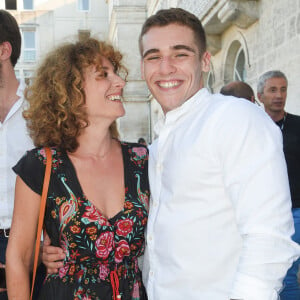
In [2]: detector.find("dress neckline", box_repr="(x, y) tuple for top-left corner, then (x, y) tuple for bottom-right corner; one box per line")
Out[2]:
(62, 141), (127, 224)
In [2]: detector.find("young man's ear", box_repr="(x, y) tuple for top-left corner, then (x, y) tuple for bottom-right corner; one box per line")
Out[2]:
(0, 41), (12, 62)
(201, 51), (211, 72)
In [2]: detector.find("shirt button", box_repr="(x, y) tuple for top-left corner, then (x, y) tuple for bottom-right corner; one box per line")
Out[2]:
(148, 235), (153, 241)
(153, 201), (158, 207)
(150, 271), (154, 276)
(156, 163), (162, 171)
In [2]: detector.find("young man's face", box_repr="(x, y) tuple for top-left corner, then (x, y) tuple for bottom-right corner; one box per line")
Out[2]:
(258, 77), (287, 114)
(141, 24), (210, 114)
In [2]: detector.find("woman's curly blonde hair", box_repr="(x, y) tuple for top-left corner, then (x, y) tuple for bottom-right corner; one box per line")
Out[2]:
(24, 38), (127, 152)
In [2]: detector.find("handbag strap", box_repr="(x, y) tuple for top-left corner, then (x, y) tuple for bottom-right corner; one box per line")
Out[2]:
(30, 147), (52, 299)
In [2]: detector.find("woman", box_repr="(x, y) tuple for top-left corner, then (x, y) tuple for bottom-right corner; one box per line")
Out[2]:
(6, 38), (149, 300)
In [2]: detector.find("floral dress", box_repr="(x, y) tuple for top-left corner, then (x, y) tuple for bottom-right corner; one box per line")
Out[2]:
(13, 142), (149, 300)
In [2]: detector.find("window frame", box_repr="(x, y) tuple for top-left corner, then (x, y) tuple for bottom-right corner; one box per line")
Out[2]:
(22, 0), (34, 10)
(5, 0), (17, 10)
(78, 0), (90, 12)
(21, 28), (37, 63)
(233, 47), (246, 82)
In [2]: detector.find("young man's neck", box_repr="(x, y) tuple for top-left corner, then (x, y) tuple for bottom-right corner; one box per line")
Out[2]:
(266, 109), (285, 122)
(0, 65), (20, 122)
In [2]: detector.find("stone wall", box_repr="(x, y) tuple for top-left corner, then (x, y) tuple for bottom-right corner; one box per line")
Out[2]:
(110, 0), (300, 142)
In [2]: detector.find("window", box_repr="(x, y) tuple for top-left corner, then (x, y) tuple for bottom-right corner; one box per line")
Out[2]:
(78, 0), (90, 11)
(207, 70), (215, 93)
(23, 0), (33, 10)
(234, 48), (246, 81)
(5, 0), (17, 10)
(22, 30), (36, 62)
(224, 40), (249, 84)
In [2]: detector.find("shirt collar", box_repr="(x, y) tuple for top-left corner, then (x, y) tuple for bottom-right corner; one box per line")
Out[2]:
(3, 80), (26, 123)
(154, 88), (210, 136)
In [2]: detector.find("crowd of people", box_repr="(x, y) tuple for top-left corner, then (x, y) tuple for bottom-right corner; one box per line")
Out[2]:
(1, 7), (300, 300)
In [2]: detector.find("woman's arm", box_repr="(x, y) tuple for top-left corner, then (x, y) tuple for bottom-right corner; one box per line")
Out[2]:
(6, 176), (40, 299)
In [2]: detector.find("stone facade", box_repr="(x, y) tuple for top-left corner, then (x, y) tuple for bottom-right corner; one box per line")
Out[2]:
(108, 0), (300, 142)
(3, 1), (299, 143)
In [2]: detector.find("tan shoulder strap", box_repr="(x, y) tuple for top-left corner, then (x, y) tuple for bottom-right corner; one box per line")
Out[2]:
(30, 147), (52, 299)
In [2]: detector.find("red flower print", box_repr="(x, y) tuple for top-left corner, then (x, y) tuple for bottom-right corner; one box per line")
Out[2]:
(95, 232), (114, 259)
(116, 219), (133, 237)
(51, 210), (57, 219)
(70, 249), (80, 260)
(59, 264), (69, 278)
(136, 208), (143, 218)
(70, 225), (81, 234)
(115, 240), (130, 263)
(86, 226), (97, 235)
(68, 264), (75, 275)
(132, 147), (147, 158)
(130, 244), (137, 251)
(82, 205), (108, 225)
(70, 242), (77, 248)
(132, 281), (140, 298)
(99, 264), (110, 281)
(141, 217), (147, 226)
(124, 201), (133, 210)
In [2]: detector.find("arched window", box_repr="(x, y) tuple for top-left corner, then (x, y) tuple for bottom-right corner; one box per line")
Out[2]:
(204, 62), (215, 93)
(206, 71), (215, 93)
(224, 40), (248, 84)
(234, 48), (246, 81)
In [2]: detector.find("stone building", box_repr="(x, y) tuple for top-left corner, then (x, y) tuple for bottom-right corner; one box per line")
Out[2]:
(2, 0), (300, 143)
(1, 0), (109, 84)
(108, 0), (300, 142)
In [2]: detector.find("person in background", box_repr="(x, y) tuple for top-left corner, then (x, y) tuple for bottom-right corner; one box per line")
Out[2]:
(6, 38), (149, 300)
(138, 137), (147, 146)
(257, 70), (300, 300)
(0, 10), (33, 300)
(138, 8), (299, 300)
(220, 80), (256, 103)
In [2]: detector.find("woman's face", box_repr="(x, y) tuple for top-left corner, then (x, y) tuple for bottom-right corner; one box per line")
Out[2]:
(83, 57), (126, 123)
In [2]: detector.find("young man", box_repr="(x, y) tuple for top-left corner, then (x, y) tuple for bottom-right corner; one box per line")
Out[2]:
(139, 8), (299, 300)
(0, 10), (33, 299)
(258, 70), (300, 300)
(42, 8), (300, 300)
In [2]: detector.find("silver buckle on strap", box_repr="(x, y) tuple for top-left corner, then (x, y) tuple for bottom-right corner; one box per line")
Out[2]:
(4, 229), (9, 238)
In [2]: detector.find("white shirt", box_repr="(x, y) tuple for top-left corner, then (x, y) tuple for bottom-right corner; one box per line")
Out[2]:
(143, 88), (300, 300)
(0, 82), (33, 229)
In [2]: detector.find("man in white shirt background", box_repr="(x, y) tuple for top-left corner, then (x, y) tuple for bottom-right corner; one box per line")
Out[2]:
(139, 8), (300, 300)
(0, 10), (33, 299)
(42, 7), (300, 300)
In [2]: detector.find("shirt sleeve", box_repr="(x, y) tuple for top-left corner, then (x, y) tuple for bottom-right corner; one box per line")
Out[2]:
(214, 103), (300, 300)
(13, 147), (45, 195)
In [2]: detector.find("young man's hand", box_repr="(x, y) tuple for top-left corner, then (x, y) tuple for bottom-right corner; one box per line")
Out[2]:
(41, 232), (65, 273)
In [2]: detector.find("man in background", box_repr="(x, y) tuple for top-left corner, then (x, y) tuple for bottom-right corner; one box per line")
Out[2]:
(258, 70), (300, 300)
(220, 80), (256, 103)
(0, 10), (33, 299)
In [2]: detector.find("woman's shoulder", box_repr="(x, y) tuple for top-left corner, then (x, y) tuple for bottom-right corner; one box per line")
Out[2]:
(120, 141), (149, 168)
(16, 146), (64, 171)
